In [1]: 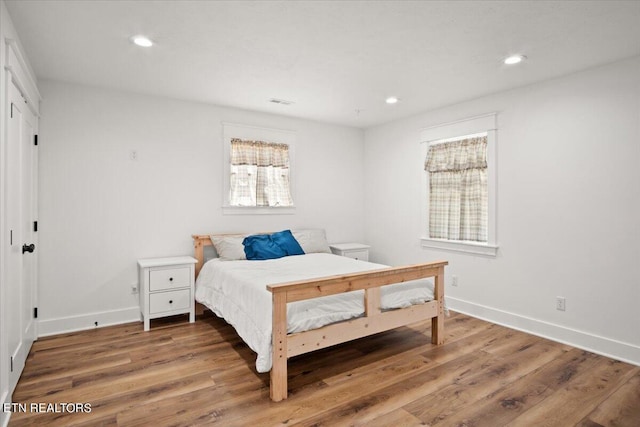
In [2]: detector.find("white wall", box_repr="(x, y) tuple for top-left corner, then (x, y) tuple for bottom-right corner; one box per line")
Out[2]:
(364, 57), (640, 365)
(37, 80), (365, 335)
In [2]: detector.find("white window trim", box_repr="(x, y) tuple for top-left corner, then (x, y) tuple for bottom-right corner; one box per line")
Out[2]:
(221, 122), (296, 215)
(419, 113), (498, 257)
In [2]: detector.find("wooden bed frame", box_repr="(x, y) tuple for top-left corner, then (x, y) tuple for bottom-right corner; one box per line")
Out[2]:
(193, 234), (448, 402)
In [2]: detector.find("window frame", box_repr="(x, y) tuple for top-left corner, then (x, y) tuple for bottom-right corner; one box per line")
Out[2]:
(222, 122), (296, 215)
(419, 113), (498, 256)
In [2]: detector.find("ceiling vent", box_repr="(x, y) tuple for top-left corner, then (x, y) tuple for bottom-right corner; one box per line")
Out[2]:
(268, 98), (295, 106)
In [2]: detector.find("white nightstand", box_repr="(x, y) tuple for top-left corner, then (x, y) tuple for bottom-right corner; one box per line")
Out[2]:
(138, 256), (197, 331)
(329, 243), (370, 261)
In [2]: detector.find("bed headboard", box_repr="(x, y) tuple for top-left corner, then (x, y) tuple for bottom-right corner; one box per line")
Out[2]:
(192, 232), (269, 277)
(192, 234), (213, 278)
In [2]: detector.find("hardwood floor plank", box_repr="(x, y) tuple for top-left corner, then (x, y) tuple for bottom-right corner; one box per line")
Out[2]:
(69, 339), (237, 389)
(433, 349), (635, 427)
(16, 353), (132, 385)
(182, 326), (498, 427)
(297, 333), (567, 427)
(252, 351), (497, 426)
(71, 375), (216, 427)
(27, 334), (173, 370)
(115, 385), (230, 426)
(10, 356), (217, 424)
(404, 338), (569, 425)
(422, 347), (597, 427)
(577, 371), (640, 427)
(364, 408), (425, 427)
(322, 322), (500, 389)
(506, 358), (638, 426)
(30, 323), (148, 352)
(8, 312), (639, 427)
(10, 374), (216, 427)
(11, 376), (73, 401)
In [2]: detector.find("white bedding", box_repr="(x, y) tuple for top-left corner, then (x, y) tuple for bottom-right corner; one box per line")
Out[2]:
(195, 253), (435, 373)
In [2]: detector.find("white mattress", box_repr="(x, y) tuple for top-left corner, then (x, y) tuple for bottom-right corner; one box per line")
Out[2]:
(195, 253), (434, 373)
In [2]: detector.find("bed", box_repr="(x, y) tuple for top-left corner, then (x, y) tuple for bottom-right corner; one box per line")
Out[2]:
(192, 232), (447, 401)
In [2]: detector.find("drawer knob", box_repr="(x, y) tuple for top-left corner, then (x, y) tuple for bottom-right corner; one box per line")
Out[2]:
(169, 277), (174, 282)
(169, 300), (173, 304)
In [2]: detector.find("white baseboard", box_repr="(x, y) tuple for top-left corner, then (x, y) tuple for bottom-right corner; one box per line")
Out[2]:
(447, 297), (640, 367)
(37, 307), (141, 337)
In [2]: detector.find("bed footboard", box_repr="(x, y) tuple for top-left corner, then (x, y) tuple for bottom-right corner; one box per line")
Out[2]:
(267, 261), (447, 402)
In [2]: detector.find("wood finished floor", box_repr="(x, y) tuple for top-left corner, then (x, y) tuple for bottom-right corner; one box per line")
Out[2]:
(9, 312), (640, 427)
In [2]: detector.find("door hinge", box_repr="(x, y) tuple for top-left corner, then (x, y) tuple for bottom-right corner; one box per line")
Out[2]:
(34, 134), (38, 146)
(34, 307), (38, 319)
(34, 221), (38, 232)
(10, 103), (14, 118)
(10, 357), (13, 372)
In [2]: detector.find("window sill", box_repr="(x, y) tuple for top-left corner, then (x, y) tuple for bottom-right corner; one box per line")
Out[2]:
(222, 206), (296, 215)
(420, 237), (498, 257)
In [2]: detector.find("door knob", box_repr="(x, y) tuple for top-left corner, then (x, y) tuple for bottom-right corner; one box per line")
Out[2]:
(22, 243), (35, 254)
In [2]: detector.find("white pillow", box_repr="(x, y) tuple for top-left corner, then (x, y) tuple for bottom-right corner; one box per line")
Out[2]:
(210, 235), (246, 260)
(291, 229), (331, 254)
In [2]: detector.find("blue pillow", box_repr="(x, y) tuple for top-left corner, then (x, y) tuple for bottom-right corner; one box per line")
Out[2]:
(271, 230), (305, 256)
(243, 234), (287, 260)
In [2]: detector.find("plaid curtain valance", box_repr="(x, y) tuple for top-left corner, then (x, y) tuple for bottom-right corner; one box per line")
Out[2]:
(424, 136), (487, 173)
(230, 138), (290, 168)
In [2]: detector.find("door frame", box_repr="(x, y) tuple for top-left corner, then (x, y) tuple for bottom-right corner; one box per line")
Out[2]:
(1, 35), (41, 418)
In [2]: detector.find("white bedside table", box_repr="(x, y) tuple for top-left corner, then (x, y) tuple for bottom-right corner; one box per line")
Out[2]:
(329, 243), (370, 261)
(138, 256), (197, 331)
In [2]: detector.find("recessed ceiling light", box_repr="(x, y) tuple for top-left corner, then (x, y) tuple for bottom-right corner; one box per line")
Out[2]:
(132, 35), (153, 47)
(504, 54), (526, 65)
(385, 96), (399, 104)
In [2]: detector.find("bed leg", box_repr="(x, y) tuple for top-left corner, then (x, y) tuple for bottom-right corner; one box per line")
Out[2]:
(431, 266), (445, 345)
(271, 292), (288, 401)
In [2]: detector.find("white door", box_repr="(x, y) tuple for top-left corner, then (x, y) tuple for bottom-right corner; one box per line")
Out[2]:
(6, 79), (37, 395)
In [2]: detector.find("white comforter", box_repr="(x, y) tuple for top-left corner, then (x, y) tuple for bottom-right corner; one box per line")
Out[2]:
(195, 253), (434, 373)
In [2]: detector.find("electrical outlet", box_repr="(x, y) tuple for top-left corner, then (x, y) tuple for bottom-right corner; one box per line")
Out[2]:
(129, 150), (138, 161)
(556, 297), (566, 311)
(451, 275), (458, 287)
(131, 282), (138, 294)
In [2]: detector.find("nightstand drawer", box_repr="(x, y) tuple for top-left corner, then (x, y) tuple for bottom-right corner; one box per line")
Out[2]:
(149, 267), (190, 291)
(343, 250), (369, 261)
(149, 289), (191, 314)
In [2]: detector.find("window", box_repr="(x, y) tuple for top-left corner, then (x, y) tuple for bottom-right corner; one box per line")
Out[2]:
(229, 139), (293, 207)
(420, 114), (498, 256)
(222, 123), (295, 214)
(426, 134), (488, 241)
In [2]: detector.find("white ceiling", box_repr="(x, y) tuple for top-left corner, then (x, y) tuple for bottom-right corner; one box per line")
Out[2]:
(5, 0), (640, 128)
